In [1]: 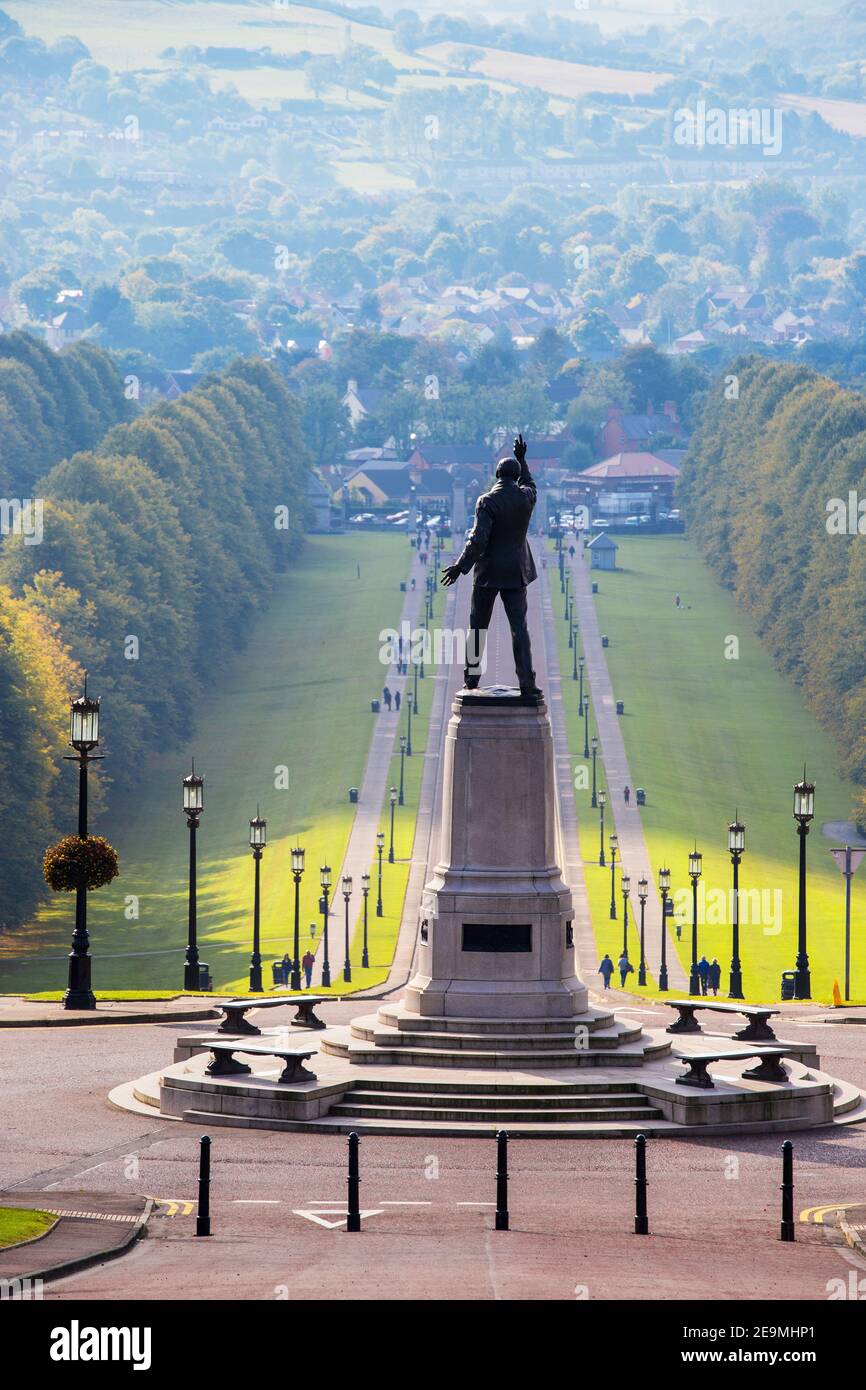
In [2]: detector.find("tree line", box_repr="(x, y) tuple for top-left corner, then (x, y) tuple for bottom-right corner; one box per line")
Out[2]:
(680, 356), (866, 826)
(0, 338), (310, 929)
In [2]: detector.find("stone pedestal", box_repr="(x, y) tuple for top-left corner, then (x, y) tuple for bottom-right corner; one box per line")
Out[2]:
(403, 687), (587, 1018)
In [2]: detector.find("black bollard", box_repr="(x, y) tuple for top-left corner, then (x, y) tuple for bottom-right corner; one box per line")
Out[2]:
(780, 1139), (795, 1242)
(347, 1131), (361, 1232)
(495, 1129), (509, 1231)
(195, 1134), (211, 1237)
(634, 1133), (649, 1235)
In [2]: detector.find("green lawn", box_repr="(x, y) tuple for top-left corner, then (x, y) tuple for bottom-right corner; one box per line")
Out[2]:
(0, 535), (417, 994)
(0, 1207), (57, 1249)
(553, 537), (865, 1005)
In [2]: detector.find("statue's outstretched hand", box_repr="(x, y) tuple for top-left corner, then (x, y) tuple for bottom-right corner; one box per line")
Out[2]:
(514, 433), (527, 464)
(441, 564), (461, 587)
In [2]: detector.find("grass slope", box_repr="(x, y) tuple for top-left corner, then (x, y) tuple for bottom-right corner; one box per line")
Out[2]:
(0, 535), (414, 994)
(553, 536), (865, 1004)
(0, 1207), (57, 1249)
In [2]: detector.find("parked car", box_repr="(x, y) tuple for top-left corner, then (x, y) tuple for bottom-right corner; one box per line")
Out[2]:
(349, 512), (376, 524)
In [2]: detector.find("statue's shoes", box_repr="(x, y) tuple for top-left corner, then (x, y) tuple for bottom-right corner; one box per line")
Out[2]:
(520, 685), (543, 698)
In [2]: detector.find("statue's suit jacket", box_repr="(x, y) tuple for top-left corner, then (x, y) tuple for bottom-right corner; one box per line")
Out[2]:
(455, 462), (537, 589)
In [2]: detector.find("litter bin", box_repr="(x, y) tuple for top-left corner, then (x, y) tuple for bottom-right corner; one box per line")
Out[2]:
(370, 698), (380, 713)
(592, 582), (599, 594)
(601, 635), (609, 648)
(349, 787), (358, 804)
(198, 963), (212, 991)
(636, 787), (646, 807)
(616, 700), (624, 715)
(664, 897), (674, 918)
(400, 581), (406, 592)
(272, 961), (286, 987)
(781, 970), (797, 1002)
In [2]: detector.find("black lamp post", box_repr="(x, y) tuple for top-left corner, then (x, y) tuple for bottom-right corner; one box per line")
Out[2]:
(591, 733), (598, 808)
(688, 846), (702, 997)
(793, 772), (815, 1000)
(63, 679), (102, 1010)
(621, 872), (630, 956)
(320, 864), (332, 988)
(728, 817), (745, 1000)
(571, 629), (578, 681)
(637, 876), (648, 986)
(598, 788), (606, 866)
(658, 866), (671, 992)
(563, 571), (570, 620)
(609, 832), (618, 919)
(407, 695), (413, 756)
(583, 695), (590, 760)
(182, 763), (204, 992)
(361, 871), (370, 969)
(398, 734), (407, 805)
(376, 833), (384, 917)
(388, 785), (397, 863)
(413, 659), (419, 716)
(568, 615), (574, 650)
(248, 811), (267, 993)
(342, 874), (353, 983)
(578, 656), (585, 715)
(290, 845), (304, 991)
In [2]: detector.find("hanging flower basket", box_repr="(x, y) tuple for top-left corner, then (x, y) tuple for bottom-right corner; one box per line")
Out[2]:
(43, 836), (120, 893)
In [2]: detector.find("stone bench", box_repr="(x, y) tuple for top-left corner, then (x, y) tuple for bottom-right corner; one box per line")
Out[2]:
(665, 1000), (780, 1041)
(676, 1046), (790, 1090)
(216, 996), (327, 1036)
(204, 1041), (318, 1085)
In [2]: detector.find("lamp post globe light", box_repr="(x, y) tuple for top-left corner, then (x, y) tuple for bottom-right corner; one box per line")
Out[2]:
(591, 733), (598, 808)
(182, 763), (204, 992)
(248, 811), (267, 993)
(388, 785), (398, 863)
(342, 874), (353, 983)
(598, 788), (606, 867)
(621, 872), (631, 957)
(63, 678), (103, 1010)
(320, 864), (332, 988)
(376, 832), (384, 918)
(637, 876), (648, 987)
(727, 817), (746, 1000)
(658, 866), (671, 992)
(361, 871), (370, 969)
(688, 846), (703, 997)
(399, 734), (407, 805)
(793, 772), (815, 1000)
(290, 845), (305, 991)
(609, 833), (618, 920)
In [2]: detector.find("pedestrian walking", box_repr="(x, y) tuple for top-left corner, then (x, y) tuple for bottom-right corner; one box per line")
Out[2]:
(302, 950), (315, 989)
(383, 685), (392, 711)
(709, 958), (721, 996)
(598, 954), (614, 989)
(411, 577), (416, 591)
(395, 689), (401, 712)
(624, 784), (631, 806)
(697, 955), (710, 996)
(569, 544), (575, 559)
(281, 951), (292, 985)
(675, 593), (681, 609)
(618, 952), (634, 988)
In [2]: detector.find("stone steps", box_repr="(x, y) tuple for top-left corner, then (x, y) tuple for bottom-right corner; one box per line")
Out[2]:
(338, 1086), (653, 1109)
(376, 1005), (617, 1035)
(321, 1036), (671, 1069)
(329, 1102), (664, 1124)
(181, 1108), (682, 1138)
(348, 1017), (643, 1052)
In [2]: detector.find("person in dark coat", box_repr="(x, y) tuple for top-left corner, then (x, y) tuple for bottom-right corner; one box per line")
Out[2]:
(697, 955), (711, 995)
(383, 685), (392, 711)
(441, 433), (540, 695)
(394, 689), (401, 712)
(709, 958), (722, 996)
(598, 954), (614, 989)
(302, 950), (315, 989)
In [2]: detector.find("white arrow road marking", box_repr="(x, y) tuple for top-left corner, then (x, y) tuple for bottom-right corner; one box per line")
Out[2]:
(293, 1208), (384, 1229)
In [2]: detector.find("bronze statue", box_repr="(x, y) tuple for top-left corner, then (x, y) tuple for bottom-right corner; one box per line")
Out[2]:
(441, 434), (541, 697)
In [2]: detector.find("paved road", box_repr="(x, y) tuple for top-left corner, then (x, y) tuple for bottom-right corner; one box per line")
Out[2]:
(1, 1006), (864, 1300)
